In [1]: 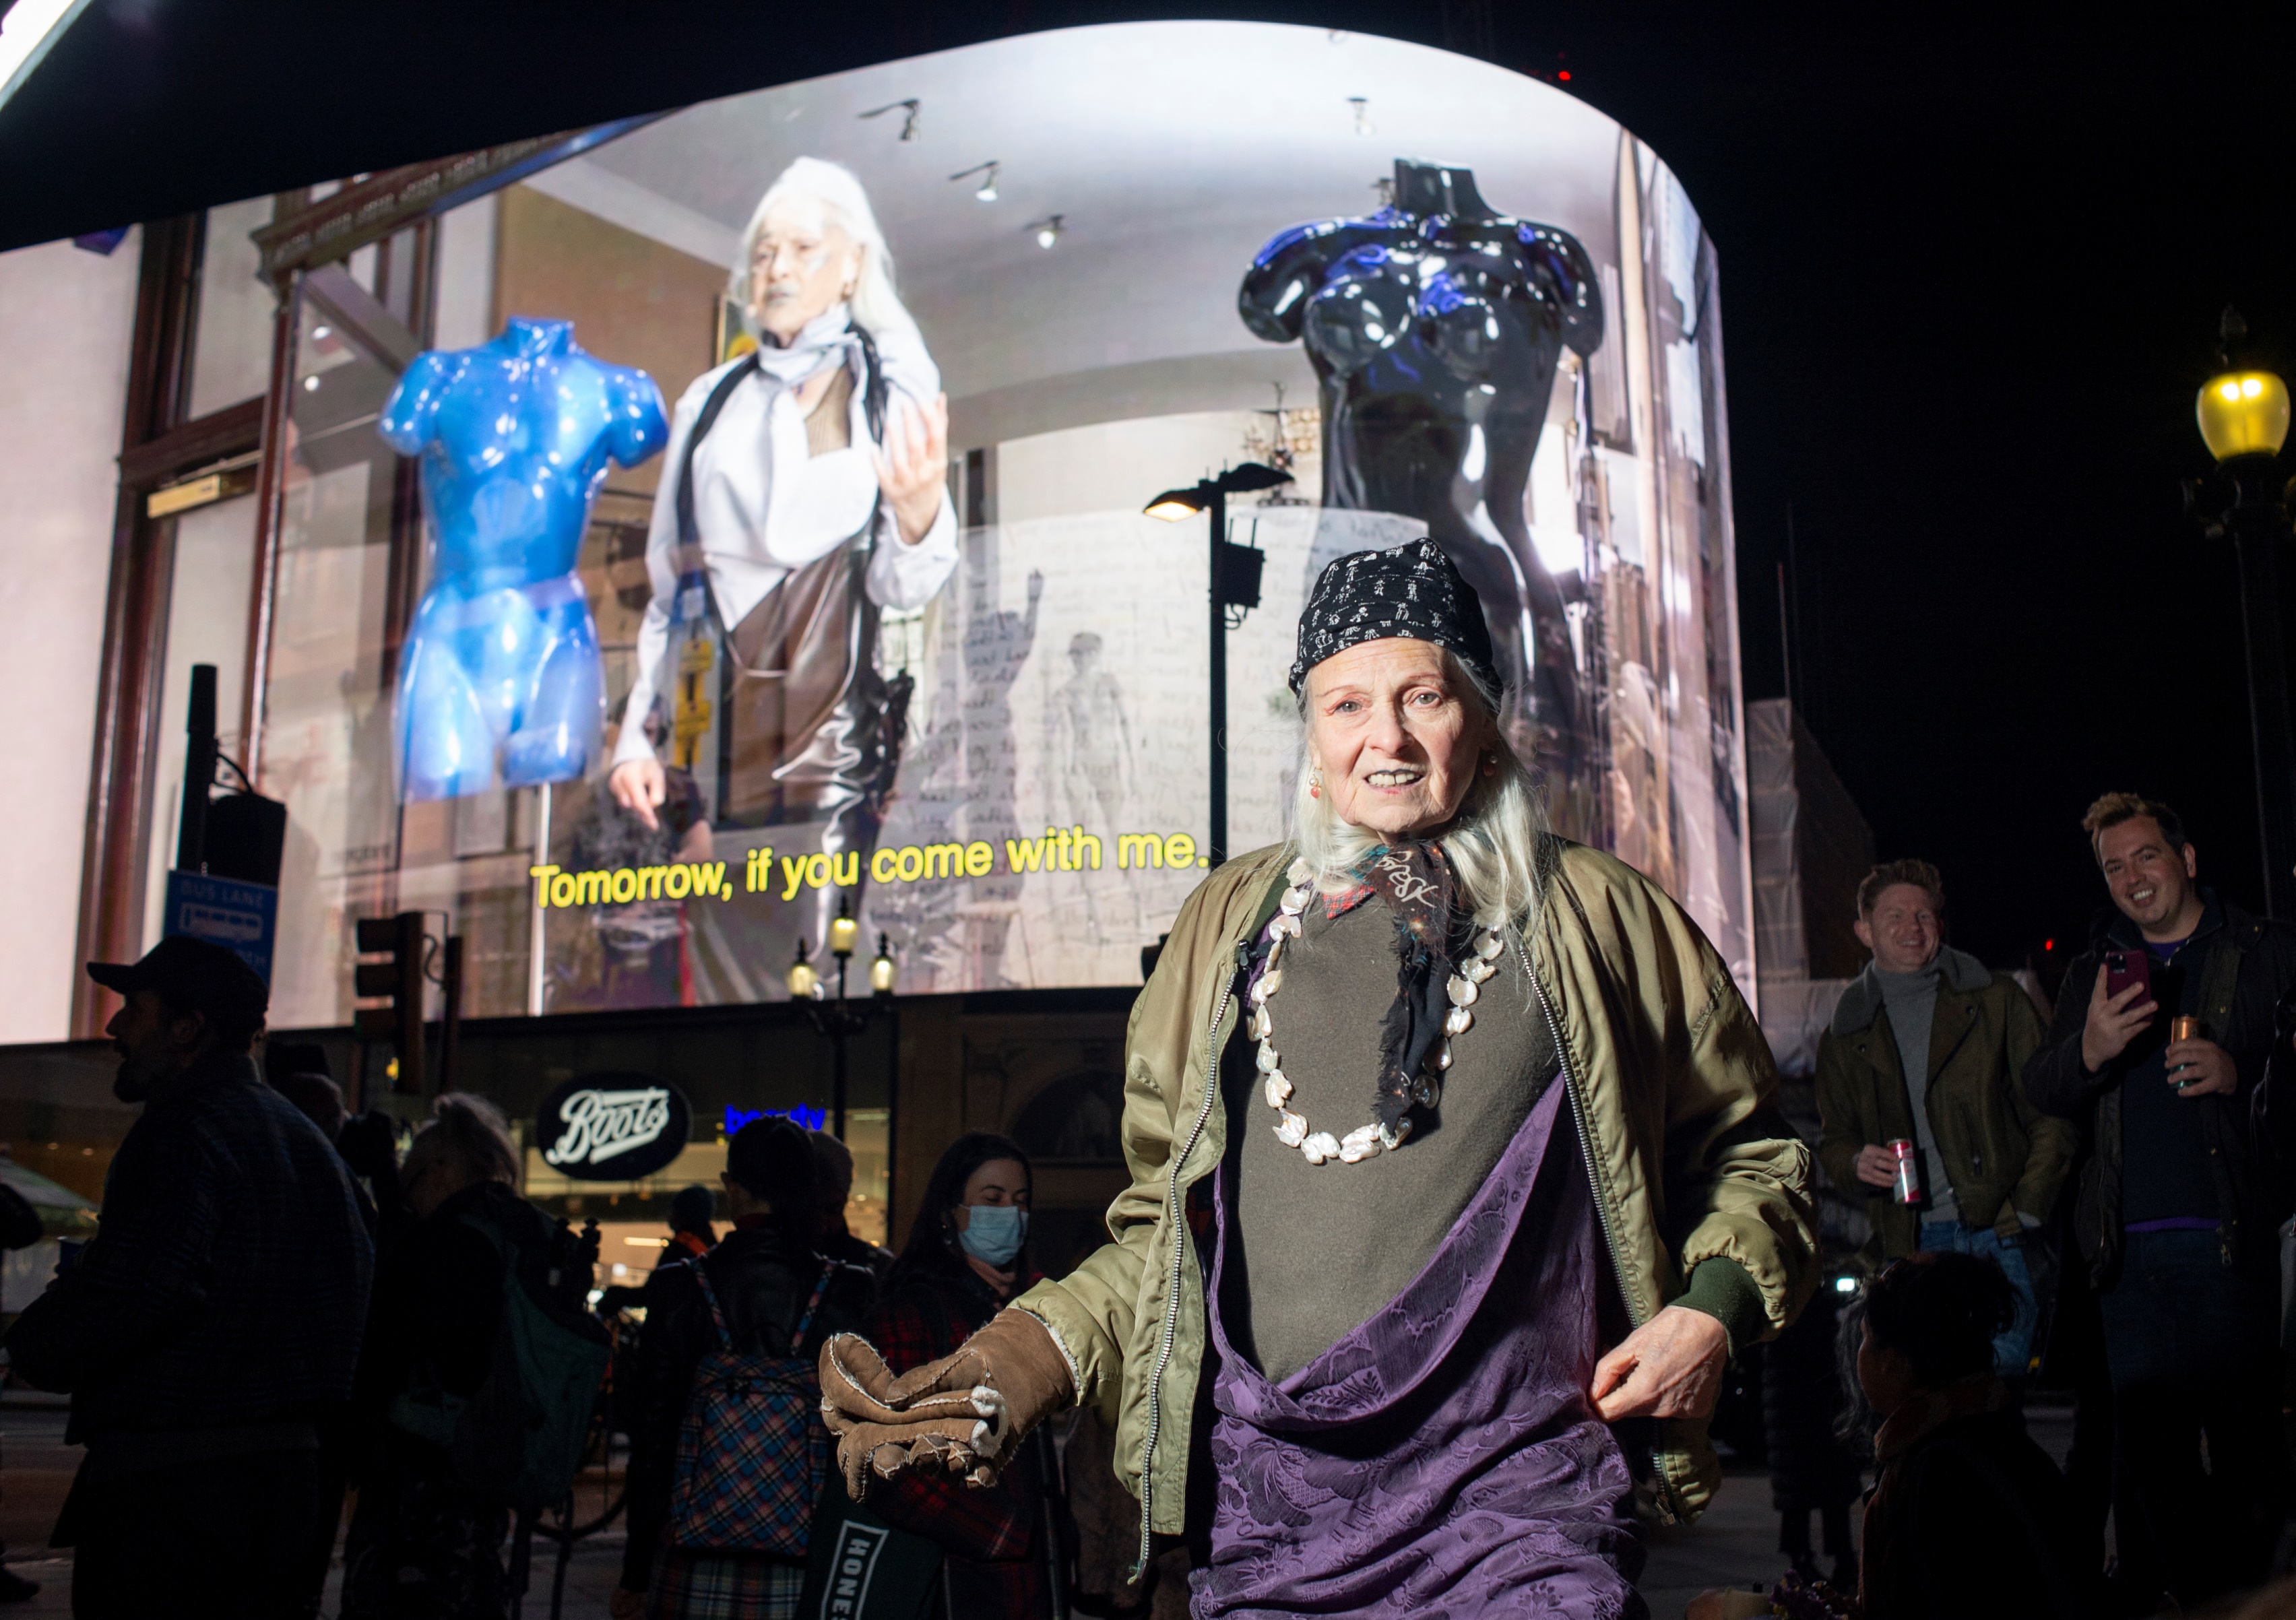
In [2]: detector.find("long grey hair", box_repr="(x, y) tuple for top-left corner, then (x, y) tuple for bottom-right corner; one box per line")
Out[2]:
(731, 156), (922, 345)
(1287, 651), (1546, 933)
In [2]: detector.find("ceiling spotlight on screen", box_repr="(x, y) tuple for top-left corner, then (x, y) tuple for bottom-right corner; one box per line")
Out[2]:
(950, 161), (1000, 201)
(859, 98), (921, 142)
(1029, 214), (1065, 249)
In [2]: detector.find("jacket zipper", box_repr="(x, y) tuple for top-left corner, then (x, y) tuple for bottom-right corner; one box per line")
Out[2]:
(1523, 940), (1684, 1522)
(1135, 946), (1240, 1578)
(1520, 941), (1643, 1327)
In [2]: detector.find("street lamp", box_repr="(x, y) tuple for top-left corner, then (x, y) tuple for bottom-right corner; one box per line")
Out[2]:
(1143, 461), (1292, 866)
(787, 896), (896, 1136)
(2187, 306), (2296, 917)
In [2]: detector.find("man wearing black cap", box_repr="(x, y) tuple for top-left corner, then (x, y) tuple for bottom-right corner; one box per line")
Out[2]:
(7, 936), (374, 1619)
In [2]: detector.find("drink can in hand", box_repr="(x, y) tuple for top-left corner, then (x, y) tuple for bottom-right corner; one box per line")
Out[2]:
(2169, 1016), (2201, 1086)
(1888, 1138), (1921, 1205)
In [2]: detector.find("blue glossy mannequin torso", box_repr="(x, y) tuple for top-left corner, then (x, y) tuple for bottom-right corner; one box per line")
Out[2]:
(379, 317), (667, 800)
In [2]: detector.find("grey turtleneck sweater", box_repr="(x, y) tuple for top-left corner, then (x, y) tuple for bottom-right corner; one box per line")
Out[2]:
(1875, 955), (1958, 1225)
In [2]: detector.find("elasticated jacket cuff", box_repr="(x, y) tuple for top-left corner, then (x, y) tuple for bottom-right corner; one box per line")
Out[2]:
(1675, 1256), (1768, 1355)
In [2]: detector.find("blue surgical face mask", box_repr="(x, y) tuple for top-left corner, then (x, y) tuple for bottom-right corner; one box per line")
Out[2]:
(958, 1203), (1027, 1268)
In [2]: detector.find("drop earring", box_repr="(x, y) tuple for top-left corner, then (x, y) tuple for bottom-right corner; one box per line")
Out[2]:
(1482, 754), (1497, 777)
(1308, 768), (1322, 800)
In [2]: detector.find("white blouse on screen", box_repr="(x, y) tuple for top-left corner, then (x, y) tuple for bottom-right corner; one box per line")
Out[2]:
(613, 330), (957, 771)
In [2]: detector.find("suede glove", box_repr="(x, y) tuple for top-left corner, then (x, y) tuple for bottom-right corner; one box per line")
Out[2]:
(819, 1307), (1076, 1499)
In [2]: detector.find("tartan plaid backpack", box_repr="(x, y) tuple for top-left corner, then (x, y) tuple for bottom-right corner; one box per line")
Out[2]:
(668, 1255), (836, 1557)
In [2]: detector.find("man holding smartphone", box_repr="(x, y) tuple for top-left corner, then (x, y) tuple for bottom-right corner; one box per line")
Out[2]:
(2025, 791), (2296, 1607)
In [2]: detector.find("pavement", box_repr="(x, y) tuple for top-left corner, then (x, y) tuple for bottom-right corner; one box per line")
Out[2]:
(0, 1403), (2082, 1618)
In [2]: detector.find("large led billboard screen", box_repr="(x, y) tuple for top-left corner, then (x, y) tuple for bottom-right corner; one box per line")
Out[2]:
(258, 21), (1750, 1025)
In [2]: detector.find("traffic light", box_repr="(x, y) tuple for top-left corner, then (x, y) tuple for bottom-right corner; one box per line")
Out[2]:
(355, 912), (427, 1096)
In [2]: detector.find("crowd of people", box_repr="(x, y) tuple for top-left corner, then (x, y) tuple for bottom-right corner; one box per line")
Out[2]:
(1773, 789), (2296, 1617)
(20, 538), (2296, 1620)
(0, 921), (1084, 1619)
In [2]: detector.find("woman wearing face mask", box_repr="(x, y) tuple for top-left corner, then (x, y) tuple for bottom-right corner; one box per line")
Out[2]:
(858, 1133), (1053, 1619)
(608, 155), (955, 963)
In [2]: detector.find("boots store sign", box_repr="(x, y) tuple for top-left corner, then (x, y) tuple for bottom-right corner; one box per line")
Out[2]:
(535, 1074), (691, 1181)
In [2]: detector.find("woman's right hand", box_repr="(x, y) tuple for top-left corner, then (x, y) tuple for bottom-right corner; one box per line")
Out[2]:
(608, 1587), (647, 1620)
(608, 758), (666, 831)
(819, 1311), (1076, 1499)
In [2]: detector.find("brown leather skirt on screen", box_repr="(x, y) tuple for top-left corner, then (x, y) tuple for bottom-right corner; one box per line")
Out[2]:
(718, 535), (893, 829)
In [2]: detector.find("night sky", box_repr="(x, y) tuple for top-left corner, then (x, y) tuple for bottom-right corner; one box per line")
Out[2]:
(6, 1), (2292, 971)
(1499, 4), (2296, 970)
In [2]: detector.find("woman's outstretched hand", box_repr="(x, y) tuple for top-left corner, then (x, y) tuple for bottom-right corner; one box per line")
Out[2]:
(872, 392), (951, 546)
(1590, 1304), (1730, 1421)
(608, 757), (666, 831)
(819, 1308), (1075, 1499)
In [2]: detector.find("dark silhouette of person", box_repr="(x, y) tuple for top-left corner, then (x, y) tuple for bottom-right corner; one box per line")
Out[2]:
(11, 937), (371, 1620)
(1240, 159), (1602, 777)
(666, 1184), (718, 1262)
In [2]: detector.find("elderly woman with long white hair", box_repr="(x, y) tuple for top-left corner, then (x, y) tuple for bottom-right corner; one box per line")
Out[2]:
(609, 156), (955, 957)
(819, 539), (1816, 1613)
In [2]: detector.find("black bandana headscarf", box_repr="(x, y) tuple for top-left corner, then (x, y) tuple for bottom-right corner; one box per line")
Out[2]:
(1289, 537), (1498, 696)
(1318, 841), (1473, 1134)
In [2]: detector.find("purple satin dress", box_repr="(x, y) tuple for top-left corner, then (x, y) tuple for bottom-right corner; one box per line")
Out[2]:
(1192, 1078), (1645, 1617)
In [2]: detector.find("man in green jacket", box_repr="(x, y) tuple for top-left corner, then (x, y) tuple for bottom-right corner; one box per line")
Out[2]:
(1816, 859), (2074, 1379)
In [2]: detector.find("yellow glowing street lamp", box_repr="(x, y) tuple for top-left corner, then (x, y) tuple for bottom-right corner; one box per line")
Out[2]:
(786, 936), (820, 1001)
(789, 895), (894, 1136)
(2188, 306), (2296, 916)
(827, 899), (861, 959)
(2197, 368), (2292, 463)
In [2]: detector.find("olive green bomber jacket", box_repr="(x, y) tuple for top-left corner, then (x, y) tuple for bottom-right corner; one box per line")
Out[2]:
(1013, 839), (1818, 1549)
(1814, 949), (2075, 1259)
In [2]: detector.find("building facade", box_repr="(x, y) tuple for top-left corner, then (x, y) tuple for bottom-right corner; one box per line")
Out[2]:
(0, 22), (1750, 1269)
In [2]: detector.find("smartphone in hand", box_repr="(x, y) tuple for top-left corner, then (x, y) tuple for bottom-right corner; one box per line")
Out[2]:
(2103, 948), (2153, 1008)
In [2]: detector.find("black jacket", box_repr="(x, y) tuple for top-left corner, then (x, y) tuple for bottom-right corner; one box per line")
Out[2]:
(348, 1179), (552, 1479)
(621, 1225), (874, 1590)
(2023, 894), (2296, 1283)
(1861, 1404), (2098, 1619)
(7, 1051), (373, 1444)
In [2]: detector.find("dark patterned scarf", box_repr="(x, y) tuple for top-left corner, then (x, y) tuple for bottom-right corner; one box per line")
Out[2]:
(1322, 842), (1469, 1132)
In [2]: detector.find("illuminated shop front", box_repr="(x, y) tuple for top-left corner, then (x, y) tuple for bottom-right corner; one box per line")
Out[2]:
(24, 22), (1750, 1272)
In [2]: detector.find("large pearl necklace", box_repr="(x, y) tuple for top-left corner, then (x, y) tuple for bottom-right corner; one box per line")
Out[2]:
(1249, 857), (1509, 1165)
